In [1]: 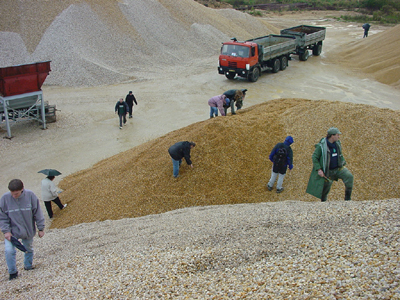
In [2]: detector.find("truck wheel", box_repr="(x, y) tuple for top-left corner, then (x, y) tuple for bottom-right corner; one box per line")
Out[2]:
(272, 58), (280, 73)
(312, 43), (322, 56)
(248, 68), (260, 82)
(225, 72), (236, 80)
(299, 50), (309, 61)
(280, 56), (288, 70)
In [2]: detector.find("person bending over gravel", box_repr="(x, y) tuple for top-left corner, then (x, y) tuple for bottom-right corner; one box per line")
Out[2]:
(223, 89), (246, 115)
(208, 94), (228, 118)
(168, 141), (195, 178)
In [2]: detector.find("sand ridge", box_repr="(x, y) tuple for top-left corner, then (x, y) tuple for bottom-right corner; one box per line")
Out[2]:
(51, 98), (400, 229)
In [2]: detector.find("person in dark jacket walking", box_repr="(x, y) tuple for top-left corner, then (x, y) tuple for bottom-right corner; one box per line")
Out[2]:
(125, 91), (138, 118)
(362, 23), (370, 38)
(267, 136), (294, 193)
(115, 98), (129, 129)
(306, 127), (353, 202)
(0, 179), (45, 280)
(168, 141), (196, 178)
(223, 89), (246, 115)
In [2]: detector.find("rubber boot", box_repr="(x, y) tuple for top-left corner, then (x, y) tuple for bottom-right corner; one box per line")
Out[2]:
(345, 188), (352, 201)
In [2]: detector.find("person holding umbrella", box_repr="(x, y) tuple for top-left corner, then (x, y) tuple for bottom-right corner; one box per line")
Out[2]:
(39, 169), (67, 219)
(0, 179), (45, 280)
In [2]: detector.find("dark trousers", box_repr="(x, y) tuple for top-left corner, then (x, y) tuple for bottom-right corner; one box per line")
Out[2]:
(127, 104), (133, 117)
(321, 167), (354, 201)
(118, 114), (127, 127)
(44, 197), (64, 218)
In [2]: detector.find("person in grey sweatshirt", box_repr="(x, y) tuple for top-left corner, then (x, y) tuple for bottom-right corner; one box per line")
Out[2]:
(0, 179), (45, 280)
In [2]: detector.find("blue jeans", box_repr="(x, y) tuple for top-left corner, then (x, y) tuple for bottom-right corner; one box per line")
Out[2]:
(210, 107), (218, 118)
(5, 238), (34, 274)
(172, 158), (182, 177)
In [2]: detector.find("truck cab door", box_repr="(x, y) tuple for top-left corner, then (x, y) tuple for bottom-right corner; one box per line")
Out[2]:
(257, 45), (263, 63)
(248, 46), (258, 66)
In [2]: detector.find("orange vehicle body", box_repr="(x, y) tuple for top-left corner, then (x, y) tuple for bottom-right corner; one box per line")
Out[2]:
(218, 26), (326, 82)
(218, 40), (259, 80)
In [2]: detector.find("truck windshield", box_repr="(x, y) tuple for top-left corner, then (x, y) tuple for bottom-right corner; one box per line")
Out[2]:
(221, 44), (250, 58)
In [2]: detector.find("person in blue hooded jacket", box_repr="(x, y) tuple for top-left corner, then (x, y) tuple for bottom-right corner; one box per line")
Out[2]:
(267, 136), (294, 193)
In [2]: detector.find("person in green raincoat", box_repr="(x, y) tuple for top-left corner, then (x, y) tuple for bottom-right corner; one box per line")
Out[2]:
(306, 127), (353, 202)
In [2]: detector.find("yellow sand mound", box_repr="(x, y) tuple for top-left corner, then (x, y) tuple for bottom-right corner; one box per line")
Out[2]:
(52, 99), (400, 229)
(339, 24), (400, 87)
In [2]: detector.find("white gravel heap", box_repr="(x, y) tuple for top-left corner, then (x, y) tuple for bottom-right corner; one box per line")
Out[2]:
(0, 0), (275, 87)
(1, 199), (399, 299)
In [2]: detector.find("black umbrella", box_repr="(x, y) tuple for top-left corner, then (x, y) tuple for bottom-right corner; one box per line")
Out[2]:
(10, 237), (27, 253)
(38, 169), (62, 176)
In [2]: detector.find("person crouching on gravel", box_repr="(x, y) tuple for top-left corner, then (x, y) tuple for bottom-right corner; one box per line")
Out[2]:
(115, 98), (129, 129)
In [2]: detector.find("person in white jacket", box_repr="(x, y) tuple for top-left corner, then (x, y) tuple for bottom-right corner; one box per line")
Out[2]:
(41, 176), (67, 218)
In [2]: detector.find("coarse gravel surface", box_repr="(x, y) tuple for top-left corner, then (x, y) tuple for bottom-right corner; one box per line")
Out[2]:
(0, 2), (400, 299)
(0, 199), (399, 299)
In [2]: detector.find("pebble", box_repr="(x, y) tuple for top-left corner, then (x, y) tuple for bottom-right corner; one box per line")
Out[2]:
(1, 199), (399, 299)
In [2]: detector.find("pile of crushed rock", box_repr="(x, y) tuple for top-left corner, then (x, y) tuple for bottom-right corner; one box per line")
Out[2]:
(0, 0), (278, 86)
(338, 24), (400, 88)
(51, 98), (400, 229)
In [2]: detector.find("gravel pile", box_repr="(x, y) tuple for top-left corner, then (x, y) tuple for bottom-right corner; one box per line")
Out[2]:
(338, 24), (400, 88)
(51, 99), (400, 229)
(1, 2), (400, 298)
(0, 0), (277, 86)
(1, 199), (399, 299)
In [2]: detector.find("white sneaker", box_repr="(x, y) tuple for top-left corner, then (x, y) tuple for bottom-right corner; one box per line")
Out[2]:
(63, 204), (68, 208)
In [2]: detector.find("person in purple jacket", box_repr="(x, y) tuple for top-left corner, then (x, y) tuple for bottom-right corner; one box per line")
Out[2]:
(0, 179), (45, 280)
(208, 94), (228, 118)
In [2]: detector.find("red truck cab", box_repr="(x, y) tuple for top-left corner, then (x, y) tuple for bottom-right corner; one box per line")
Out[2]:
(218, 39), (259, 81)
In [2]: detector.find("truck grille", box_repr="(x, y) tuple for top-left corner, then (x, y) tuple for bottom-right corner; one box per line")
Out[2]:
(228, 62), (237, 68)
